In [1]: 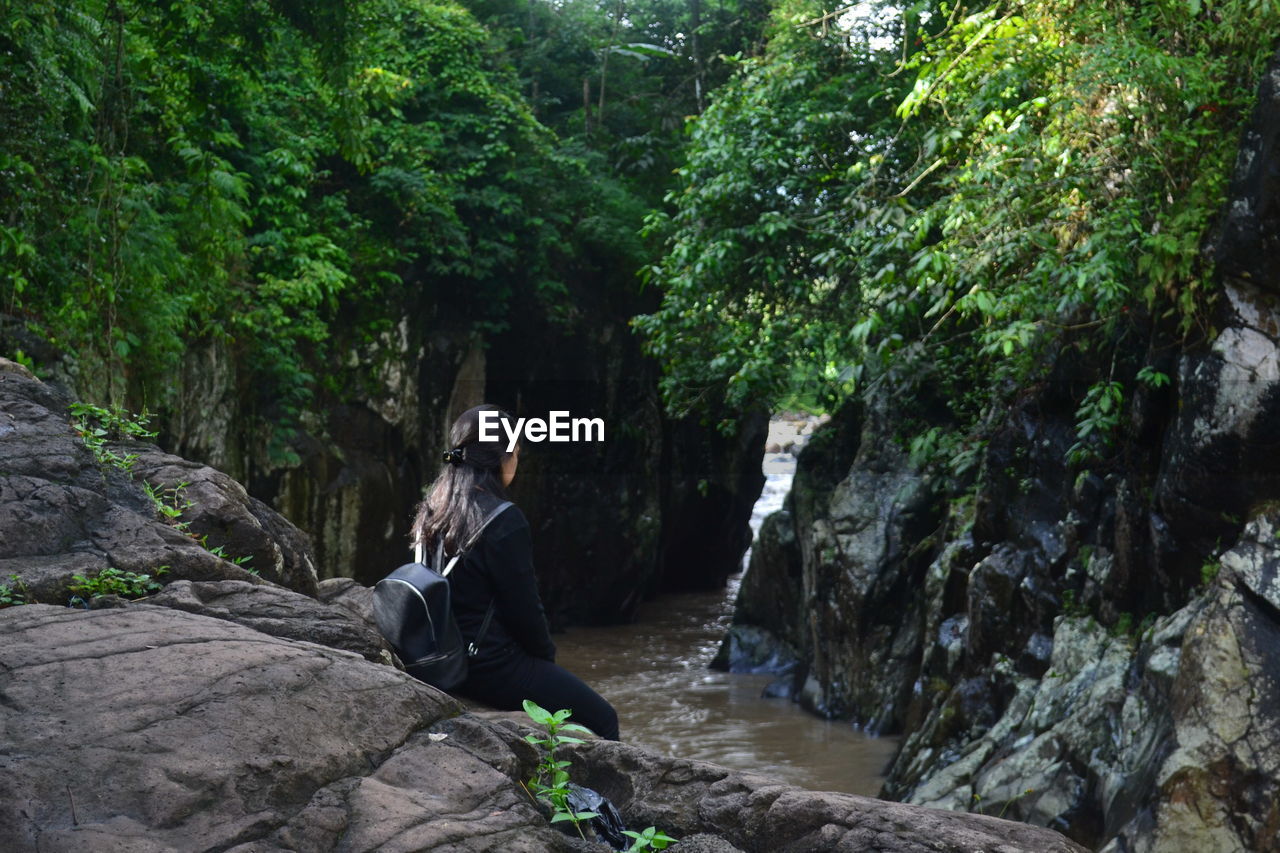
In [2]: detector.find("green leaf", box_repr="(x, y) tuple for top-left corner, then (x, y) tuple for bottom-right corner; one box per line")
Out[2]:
(522, 700), (552, 726)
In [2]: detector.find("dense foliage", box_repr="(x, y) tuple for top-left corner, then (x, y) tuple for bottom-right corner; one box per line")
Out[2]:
(637, 0), (1278, 460)
(4, 0), (1276, 476)
(2, 0), (557, 452)
(0, 0), (766, 461)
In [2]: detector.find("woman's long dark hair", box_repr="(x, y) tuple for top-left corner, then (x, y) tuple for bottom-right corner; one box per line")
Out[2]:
(411, 404), (517, 555)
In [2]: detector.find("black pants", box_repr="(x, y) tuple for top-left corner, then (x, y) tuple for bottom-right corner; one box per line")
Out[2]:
(462, 652), (620, 741)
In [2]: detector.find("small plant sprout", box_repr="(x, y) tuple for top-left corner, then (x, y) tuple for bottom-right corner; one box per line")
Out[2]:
(998, 788), (1036, 819)
(0, 574), (30, 608)
(1136, 366), (1171, 388)
(520, 700), (677, 849)
(68, 567), (167, 604)
(207, 543), (258, 574)
(144, 480), (192, 529)
(69, 402), (156, 474)
(521, 700), (598, 840)
(622, 825), (677, 852)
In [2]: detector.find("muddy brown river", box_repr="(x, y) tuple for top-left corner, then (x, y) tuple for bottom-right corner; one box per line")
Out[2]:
(556, 446), (898, 796)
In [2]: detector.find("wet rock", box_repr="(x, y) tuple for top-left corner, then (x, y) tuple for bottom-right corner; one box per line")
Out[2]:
(713, 623), (800, 678)
(965, 544), (1035, 666)
(888, 512), (1280, 852)
(1019, 632), (1054, 676)
(794, 397), (941, 729)
(1155, 280), (1280, 598)
(1113, 513), (1280, 853)
(713, 508), (804, 677)
(895, 612), (1180, 847)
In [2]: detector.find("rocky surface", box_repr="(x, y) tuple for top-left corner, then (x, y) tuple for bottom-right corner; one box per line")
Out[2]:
(0, 605), (569, 853)
(146, 579), (393, 664)
(720, 51), (1280, 851)
(0, 602), (1087, 852)
(890, 513), (1280, 852)
(0, 361), (289, 605)
(316, 575), (379, 627)
(133, 446), (320, 596)
(556, 737), (1087, 853)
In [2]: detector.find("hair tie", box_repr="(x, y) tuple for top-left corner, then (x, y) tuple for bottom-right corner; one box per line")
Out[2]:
(443, 447), (464, 465)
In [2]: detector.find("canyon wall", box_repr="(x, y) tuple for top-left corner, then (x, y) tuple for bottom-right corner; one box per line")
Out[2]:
(719, 50), (1280, 851)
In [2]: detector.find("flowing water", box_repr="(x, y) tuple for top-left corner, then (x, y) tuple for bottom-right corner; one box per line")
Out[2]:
(556, 438), (899, 796)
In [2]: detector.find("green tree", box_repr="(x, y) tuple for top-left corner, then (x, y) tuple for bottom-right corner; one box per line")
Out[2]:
(638, 0), (1278, 444)
(2, 0), (697, 462)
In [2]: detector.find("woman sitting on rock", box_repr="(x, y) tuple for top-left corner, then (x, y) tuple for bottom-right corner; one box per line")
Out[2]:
(410, 404), (619, 740)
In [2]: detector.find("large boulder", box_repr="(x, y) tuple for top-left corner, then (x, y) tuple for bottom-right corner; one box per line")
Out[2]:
(0, 605), (571, 852)
(0, 364), (275, 604)
(888, 512), (1280, 853)
(712, 507), (805, 681)
(0, 602), (1090, 853)
(143, 579), (392, 663)
(723, 394), (942, 731)
(132, 447), (320, 596)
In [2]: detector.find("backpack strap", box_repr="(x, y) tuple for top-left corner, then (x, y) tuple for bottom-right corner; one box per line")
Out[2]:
(414, 500), (514, 570)
(469, 604), (496, 658)
(417, 500), (513, 658)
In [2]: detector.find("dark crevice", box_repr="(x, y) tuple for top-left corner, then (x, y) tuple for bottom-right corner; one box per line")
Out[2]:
(1235, 577), (1280, 630)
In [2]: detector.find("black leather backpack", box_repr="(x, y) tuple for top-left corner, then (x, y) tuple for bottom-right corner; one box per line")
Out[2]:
(372, 501), (511, 690)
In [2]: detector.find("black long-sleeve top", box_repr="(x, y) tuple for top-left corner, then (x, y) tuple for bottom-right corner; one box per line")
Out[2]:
(446, 499), (557, 664)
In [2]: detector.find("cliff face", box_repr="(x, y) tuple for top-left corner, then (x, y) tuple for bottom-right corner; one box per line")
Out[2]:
(160, 282), (763, 625)
(487, 306), (767, 624)
(720, 51), (1280, 851)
